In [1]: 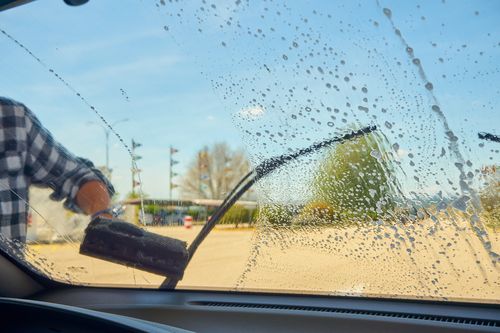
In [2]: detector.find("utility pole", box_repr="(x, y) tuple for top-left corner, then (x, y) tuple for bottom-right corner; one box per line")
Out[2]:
(131, 139), (142, 196)
(169, 146), (179, 200)
(87, 118), (128, 179)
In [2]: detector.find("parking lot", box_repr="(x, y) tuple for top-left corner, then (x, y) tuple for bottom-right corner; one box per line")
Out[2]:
(28, 225), (254, 288)
(27, 221), (500, 302)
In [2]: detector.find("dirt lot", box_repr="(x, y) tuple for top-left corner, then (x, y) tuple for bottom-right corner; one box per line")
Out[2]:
(28, 222), (500, 303)
(28, 225), (255, 288)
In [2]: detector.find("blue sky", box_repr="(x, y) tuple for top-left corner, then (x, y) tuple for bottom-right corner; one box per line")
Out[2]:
(0, 0), (498, 201)
(0, 0), (243, 199)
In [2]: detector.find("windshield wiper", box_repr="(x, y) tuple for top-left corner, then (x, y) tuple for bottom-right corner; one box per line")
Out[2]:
(160, 125), (377, 289)
(478, 132), (500, 143)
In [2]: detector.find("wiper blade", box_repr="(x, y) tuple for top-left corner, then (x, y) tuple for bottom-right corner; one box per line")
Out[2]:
(478, 132), (500, 143)
(160, 125), (377, 289)
(255, 125), (376, 178)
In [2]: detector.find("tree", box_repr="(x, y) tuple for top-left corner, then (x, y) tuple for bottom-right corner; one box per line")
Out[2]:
(479, 165), (499, 229)
(219, 204), (257, 228)
(180, 142), (251, 199)
(311, 130), (399, 223)
(125, 191), (146, 200)
(258, 204), (296, 227)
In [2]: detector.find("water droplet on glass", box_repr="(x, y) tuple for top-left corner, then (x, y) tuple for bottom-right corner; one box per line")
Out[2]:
(370, 149), (382, 160)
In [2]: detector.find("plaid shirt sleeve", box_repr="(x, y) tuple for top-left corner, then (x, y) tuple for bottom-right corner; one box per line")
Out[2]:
(23, 105), (115, 213)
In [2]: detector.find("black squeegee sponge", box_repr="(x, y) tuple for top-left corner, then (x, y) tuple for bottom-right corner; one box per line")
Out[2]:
(80, 217), (188, 279)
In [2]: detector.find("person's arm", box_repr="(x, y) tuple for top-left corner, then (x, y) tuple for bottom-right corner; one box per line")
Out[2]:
(23, 105), (115, 216)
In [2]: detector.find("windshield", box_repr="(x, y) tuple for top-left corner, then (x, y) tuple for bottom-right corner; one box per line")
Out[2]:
(0, 0), (498, 303)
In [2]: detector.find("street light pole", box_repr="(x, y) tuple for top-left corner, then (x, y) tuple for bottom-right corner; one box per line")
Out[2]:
(105, 130), (110, 172)
(88, 118), (129, 177)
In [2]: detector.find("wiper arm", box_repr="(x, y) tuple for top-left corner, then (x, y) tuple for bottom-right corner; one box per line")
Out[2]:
(160, 125), (377, 289)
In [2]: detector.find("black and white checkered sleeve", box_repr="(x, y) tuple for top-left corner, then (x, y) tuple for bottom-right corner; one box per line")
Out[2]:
(23, 106), (115, 213)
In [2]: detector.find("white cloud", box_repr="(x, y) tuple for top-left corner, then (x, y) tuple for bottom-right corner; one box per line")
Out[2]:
(396, 148), (408, 159)
(238, 105), (265, 119)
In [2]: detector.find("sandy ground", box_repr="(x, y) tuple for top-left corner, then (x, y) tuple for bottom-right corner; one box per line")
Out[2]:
(28, 226), (254, 288)
(27, 222), (500, 303)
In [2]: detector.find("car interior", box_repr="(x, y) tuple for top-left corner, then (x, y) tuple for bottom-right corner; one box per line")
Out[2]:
(0, 0), (499, 332)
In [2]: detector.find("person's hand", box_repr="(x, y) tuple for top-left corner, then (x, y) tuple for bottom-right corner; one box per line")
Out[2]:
(75, 180), (112, 219)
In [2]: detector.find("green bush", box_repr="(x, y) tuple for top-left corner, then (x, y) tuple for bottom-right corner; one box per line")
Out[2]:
(258, 204), (295, 227)
(219, 205), (256, 226)
(250, 207), (259, 225)
(144, 204), (160, 214)
(295, 201), (381, 227)
(301, 201), (338, 221)
(480, 170), (499, 230)
(311, 130), (399, 224)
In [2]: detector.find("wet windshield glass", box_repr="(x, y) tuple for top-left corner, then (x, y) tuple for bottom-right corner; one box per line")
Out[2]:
(0, 0), (498, 302)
